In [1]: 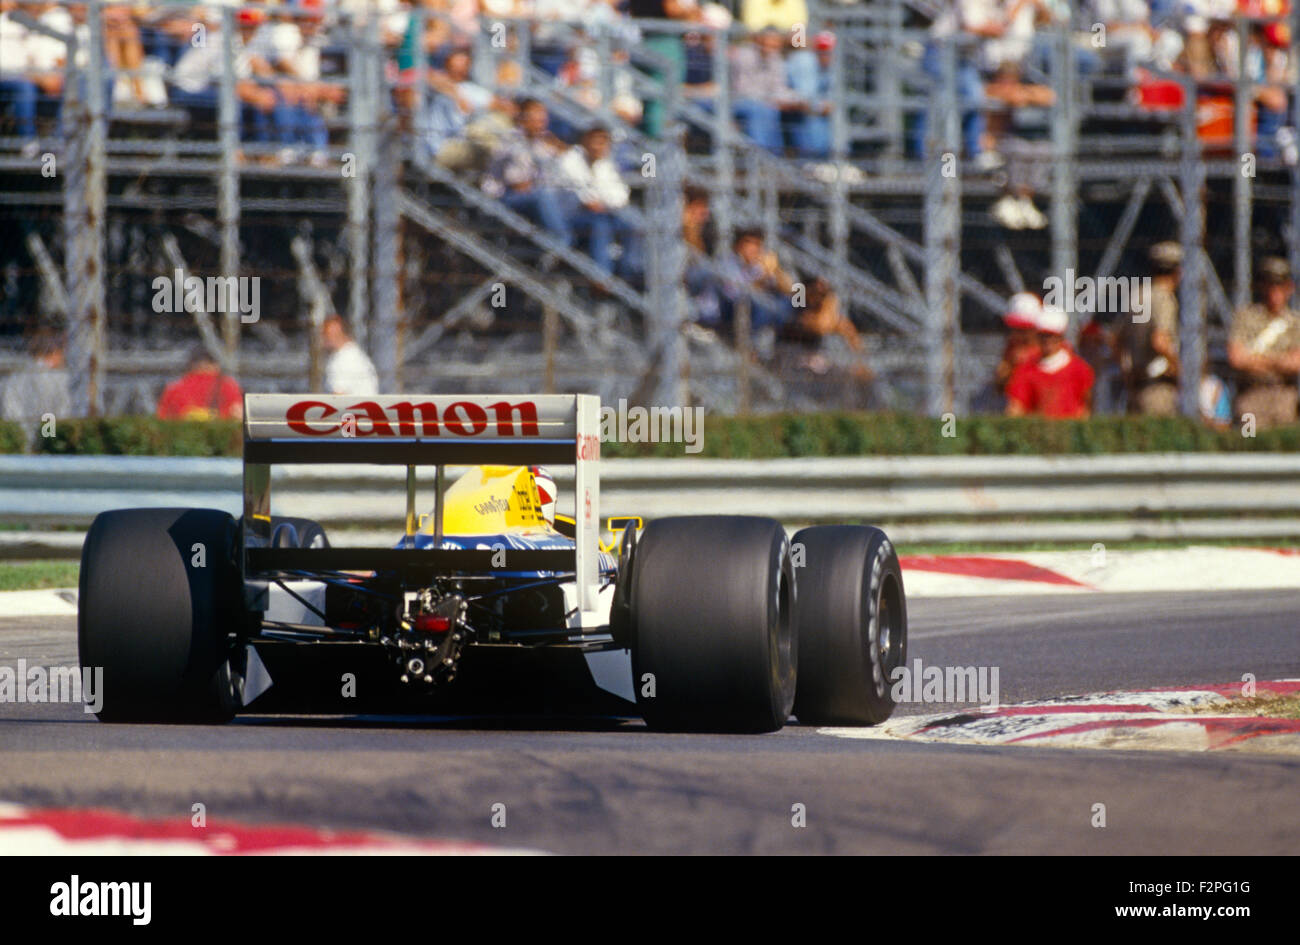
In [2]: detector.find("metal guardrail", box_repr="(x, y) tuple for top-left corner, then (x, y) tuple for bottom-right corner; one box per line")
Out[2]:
(2, 454), (1300, 557)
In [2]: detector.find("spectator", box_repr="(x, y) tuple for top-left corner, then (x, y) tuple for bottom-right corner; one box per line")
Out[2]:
(243, 6), (331, 164)
(730, 26), (805, 155)
(168, 8), (279, 146)
(557, 125), (636, 275)
(628, 0), (698, 139)
(417, 47), (494, 161)
(985, 62), (1054, 229)
(482, 98), (572, 246)
(156, 347), (243, 421)
(1228, 257), (1300, 429)
(0, 2), (41, 151)
(785, 30), (833, 159)
(715, 227), (796, 336)
(1005, 305), (1095, 418)
(741, 0), (808, 33)
(994, 292), (1043, 392)
(0, 330), (71, 444)
(1120, 240), (1181, 416)
(781, 277), (870, 368)
(911, 0), (1000, 166)
(322, 315), (380, 396)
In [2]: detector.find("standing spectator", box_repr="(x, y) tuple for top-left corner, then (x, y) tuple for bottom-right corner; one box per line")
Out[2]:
(482, 98), (572, 246)
(994, 292), (1043, 392)
(1005, 305), (1095, 418)
(730, 26), (805, 155)
(1228, 257), (1300, 429)
(785, 30), (834, 159)
(322, 315), (379, 396)
(1120, 240), (1181, 415)
(156, 347), (243, 421)
(557, 125), (636, 275)
(1, 330), (71, 444)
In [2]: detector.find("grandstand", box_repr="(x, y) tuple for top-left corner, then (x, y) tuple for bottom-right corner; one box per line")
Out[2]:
(0, 0), (1297, 418)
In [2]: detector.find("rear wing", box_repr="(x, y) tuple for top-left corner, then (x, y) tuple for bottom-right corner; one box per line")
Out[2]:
(242, 394), (603, 613)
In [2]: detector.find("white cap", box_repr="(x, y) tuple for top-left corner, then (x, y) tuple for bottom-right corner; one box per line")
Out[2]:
(1003, 292), (1043, 329)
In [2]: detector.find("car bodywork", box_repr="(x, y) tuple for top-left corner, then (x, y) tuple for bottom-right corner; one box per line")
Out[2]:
(240, 393), (639, 707)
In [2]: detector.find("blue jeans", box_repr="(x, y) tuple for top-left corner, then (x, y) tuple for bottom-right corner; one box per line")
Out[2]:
(910, 43), (985, 160)
(0, 77), (38, 138)
(503, 188), (572, 246)
(566, 202), (639, 275)
(733, 99), (784, 155)
(791, 112), (831, 158)
(271, 94), (327, 148)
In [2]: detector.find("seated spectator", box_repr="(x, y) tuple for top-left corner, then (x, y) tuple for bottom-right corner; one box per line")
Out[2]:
(985, 62), (1054, 229)
(156, 348), (243, 421)
(994, 292), (1044, 392)
(103, 3), (165, 108)
(557, 125), (637, 275)
(482, 98), (572, 247)
(168, 9), (279, 145)
(911, 0), (998, 165)
(417, 47), (495, 160)
(243, 6), (332, 164)
(0, 329), (71, 446)
(730, 26), (805, 155)
(1005, 305), (1095, 418)
(785, 30), (833, 159)
(556, 43), (644, 129)
(322, 315), (379, 396)
(780, 277), (872, 377)
(1228, 257), (1300, 429)
(714, 227), (796, 336)
(0, 2), (41, 150)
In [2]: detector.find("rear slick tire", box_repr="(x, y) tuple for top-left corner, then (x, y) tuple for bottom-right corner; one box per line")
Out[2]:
(78, 508), (247, 723)
(629, 516), (796, 733)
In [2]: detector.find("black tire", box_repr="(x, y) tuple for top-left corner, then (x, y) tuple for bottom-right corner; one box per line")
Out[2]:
(792, 525), (907, 726)
(268, 516), (329, 549)
(629, 516), (796, 733)
(78, 508), (248, 723)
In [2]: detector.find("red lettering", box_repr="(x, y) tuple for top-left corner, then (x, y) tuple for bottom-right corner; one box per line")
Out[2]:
(577, 433), (600, 461)
(390, 401), (441, 437)
(443, 401), (488, 436)
(346, 401), (395, 437)
(490, 400), (539, 436)
(285, 400), (340, 435)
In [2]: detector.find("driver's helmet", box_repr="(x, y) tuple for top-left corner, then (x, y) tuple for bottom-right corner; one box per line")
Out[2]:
(530, 465), (556, 525)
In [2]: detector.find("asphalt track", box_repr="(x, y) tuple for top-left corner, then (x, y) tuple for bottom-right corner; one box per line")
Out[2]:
(0, 589), (1297, 854)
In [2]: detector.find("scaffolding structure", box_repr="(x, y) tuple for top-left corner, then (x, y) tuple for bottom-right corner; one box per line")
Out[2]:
(0, 0), (1296, 417)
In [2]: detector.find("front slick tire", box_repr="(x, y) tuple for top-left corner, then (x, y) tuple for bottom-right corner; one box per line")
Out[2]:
(630, 516), (796, 733)
(792, 525), (907, 726)
(78, 508), (246, 723)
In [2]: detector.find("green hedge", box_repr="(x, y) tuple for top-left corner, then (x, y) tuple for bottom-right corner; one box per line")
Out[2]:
(1, 413), (1296, 457)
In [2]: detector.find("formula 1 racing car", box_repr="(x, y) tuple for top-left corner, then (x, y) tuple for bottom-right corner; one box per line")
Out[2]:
(78, 394), (907, 733)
